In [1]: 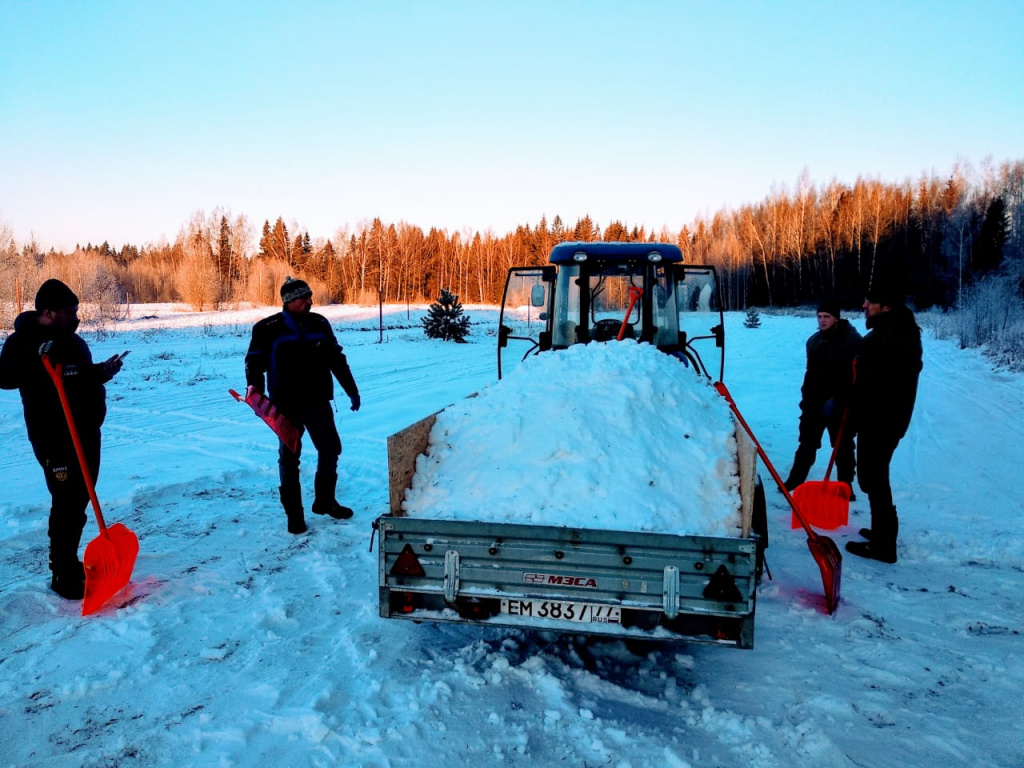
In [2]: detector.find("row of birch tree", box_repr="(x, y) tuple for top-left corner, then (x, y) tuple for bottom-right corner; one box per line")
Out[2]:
(2, 159), (1022, 359)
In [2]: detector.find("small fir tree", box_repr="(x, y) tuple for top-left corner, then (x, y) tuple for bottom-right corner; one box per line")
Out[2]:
(743, 307), (761, 329)
(422, 288), (471, 342)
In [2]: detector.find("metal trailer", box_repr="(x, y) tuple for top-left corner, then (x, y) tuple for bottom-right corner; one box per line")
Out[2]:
(376, 409), (764, 648)
(373, 242), (767, 648)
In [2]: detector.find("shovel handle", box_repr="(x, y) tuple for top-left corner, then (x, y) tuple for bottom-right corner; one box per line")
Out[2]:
(714, 381), (819, 540)
(617, 286), (644, 341)
(41, 355), (108, 535)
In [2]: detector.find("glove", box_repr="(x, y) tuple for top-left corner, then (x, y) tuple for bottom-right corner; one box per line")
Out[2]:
(349, 393), (361, 412)
(38, 340), (54, 357)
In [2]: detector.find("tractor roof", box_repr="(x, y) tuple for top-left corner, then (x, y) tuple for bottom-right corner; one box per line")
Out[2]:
(549, 241), (684, 265)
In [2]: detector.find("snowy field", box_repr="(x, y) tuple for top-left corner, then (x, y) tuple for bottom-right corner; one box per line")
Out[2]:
(0, 303), (1021, 768)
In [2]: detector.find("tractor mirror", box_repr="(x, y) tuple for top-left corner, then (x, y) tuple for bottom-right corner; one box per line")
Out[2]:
(530, 284), (546, 307)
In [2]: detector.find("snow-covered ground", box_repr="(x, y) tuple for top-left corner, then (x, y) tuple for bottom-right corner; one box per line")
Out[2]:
(1, 303), (1021, 768)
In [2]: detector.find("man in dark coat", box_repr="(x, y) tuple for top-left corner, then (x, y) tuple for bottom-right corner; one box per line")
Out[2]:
(0, 279), (124, 599)
(784, 301), (862, 494)
(845, 285), (923, 564)
(245, 277), (361, 534)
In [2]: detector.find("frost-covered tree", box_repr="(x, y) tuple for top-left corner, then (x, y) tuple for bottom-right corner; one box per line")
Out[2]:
(422, 288), (470, 342)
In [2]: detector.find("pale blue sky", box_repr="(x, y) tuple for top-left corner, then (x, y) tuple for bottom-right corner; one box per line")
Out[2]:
(2, 0), (1022, 251)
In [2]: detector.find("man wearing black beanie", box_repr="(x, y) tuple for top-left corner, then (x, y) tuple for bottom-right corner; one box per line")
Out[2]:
(244, 277), (361, 534)
(845, 285), (923, 564)
(0, 279), (125, 599)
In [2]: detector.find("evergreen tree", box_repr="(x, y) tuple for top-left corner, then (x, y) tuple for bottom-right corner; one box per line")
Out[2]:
(218, 216), (232, 283)
(270, 218), (291, 265)
(422, 288), (471, 342)
(975, 197), (1008, 276)
(743, 307), (761, 328)
(258, 221), (272, 259)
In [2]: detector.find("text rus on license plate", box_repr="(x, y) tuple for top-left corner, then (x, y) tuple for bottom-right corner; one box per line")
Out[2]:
(500, 599), (621, 624)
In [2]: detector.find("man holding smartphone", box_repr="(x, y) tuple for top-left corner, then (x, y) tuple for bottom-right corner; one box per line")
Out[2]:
(0, 279), (125, 599)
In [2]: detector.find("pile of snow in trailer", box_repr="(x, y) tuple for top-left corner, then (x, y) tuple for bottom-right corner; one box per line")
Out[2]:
(401, 341), (742, 535)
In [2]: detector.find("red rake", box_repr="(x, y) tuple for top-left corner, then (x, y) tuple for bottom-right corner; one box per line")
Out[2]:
(42, 355), (139, 615)
(715, 382), (841, 614)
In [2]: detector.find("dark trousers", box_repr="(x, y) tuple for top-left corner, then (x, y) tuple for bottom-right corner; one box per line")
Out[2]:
(792, 403), (855, 483)
(31, 432), (99, 575)
(856, 431), (900, 545)
(278, 401), (342, 490)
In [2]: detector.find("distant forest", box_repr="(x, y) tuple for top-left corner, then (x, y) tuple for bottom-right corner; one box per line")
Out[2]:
(3, 158), (1023, 365)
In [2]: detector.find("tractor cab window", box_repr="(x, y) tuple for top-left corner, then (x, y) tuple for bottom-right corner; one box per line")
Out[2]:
(587, 264), (644, 342)
(650, 264), (678, 347)
(552, 265), (581, 347)
(673, 265), (725, 379)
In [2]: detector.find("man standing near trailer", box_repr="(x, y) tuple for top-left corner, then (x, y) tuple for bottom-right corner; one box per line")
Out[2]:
(845, 284), (923, 564)
(784, 301), (862, 495)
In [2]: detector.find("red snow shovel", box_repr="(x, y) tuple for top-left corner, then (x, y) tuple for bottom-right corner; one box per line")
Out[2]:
(793, 360), (857, 530)
(229, 388), (301, 453)
(715, 382), (842, 614)
(42, 355), (139, 615)
(791, 407), (851, 530)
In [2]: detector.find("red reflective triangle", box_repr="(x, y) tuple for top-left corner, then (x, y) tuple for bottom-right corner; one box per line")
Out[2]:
(390, 544), (426, 577)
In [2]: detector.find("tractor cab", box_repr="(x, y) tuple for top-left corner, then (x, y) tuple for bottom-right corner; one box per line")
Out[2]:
(498, 242), (725, 380)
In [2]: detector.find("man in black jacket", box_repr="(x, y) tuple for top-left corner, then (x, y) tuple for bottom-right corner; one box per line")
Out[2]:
(0, 279), (124, 599)
(845, 285), (923, 564)
(245, 277), (361, 534)
(784, 301), (862, 494)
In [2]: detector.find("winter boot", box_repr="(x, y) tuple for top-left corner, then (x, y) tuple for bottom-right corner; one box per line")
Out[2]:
(49, 527), (86, 600)
(279, 485), (307, 534)
(50, 565), (85, 600)
(846, 511), (897, 563)
(845, 539), (897, 564)
(312, 471), (354, 520)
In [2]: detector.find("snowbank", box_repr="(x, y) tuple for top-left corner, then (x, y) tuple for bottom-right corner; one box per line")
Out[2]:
(401, 341), (742, 535)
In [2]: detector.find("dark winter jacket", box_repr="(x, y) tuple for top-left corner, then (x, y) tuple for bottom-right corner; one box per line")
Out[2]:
(0, 310), (111, 450)
(800, 318), (862, 413)
(244, 310), (358, 410)
(853, 306), (923, 439)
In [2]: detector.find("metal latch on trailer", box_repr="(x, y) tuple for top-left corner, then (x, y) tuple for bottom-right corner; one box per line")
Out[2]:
(444, 550), (460, 602)
(662, 565), (679, 619)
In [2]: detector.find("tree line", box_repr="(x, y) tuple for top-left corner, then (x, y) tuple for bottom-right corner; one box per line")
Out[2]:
(2, 158), (1022, 343)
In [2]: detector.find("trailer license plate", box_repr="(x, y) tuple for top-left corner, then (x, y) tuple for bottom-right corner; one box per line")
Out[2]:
(500, 599), (621, 624)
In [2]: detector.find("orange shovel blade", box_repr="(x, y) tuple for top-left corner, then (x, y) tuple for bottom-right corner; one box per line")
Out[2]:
(808, 534), (843, 614)
(82, 523), (140, 616)
(791, 481), (851, 530)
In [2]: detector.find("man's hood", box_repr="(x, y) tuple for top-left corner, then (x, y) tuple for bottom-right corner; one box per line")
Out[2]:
(12, 310), (41, 333)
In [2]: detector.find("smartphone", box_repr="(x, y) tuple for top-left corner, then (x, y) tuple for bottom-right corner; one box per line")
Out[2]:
(117, 350), (131, 362)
